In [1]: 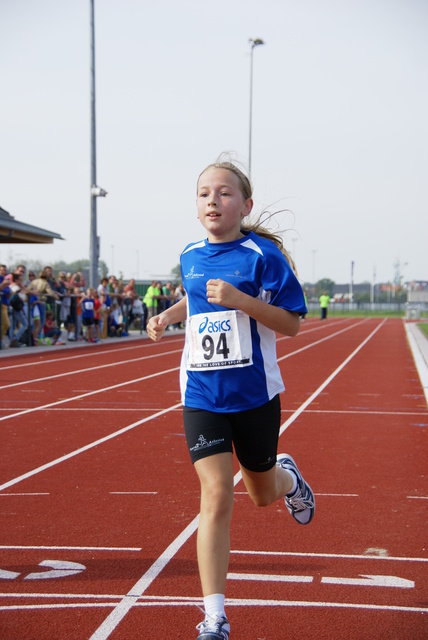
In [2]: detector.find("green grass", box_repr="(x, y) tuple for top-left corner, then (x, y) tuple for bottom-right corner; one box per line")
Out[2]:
(306, 306), (428, 320)
(418, 322), (428, 339)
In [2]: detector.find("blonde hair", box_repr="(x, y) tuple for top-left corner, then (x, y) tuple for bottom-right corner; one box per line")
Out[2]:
(198, 159), (298, 276)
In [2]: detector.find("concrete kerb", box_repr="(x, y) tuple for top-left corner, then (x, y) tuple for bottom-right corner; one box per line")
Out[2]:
(405, 320), (428, 407)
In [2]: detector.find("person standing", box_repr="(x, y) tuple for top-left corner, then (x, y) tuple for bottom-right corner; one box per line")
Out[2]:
(81, 288), (96, 342)
(0, 264), (11, 347)
(27, 269), (59, 338)
(9, 272), (29, 347)
(319, 291), (330, 320)
(143, 280), (161, 328)
(147, 159), (314, 640)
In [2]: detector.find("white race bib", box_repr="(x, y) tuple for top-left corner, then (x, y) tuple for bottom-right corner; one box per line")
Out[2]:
(187, 310), (253, 370)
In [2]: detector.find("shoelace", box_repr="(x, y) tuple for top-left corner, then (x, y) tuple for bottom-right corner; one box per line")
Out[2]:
(196, 612), (229, 636)
(286, 486), (314, 511)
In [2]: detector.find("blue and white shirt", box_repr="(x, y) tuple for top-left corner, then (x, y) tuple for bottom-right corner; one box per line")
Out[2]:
(180, 231), (307, 412)
(81, 297), (95, 320)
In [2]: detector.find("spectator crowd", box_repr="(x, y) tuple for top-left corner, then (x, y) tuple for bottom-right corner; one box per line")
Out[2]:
(0, 263), (185, 350)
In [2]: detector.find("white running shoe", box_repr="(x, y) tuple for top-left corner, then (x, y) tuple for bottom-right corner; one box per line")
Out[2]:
(277, 453), (315, 525)
(196, 614), (230, 639)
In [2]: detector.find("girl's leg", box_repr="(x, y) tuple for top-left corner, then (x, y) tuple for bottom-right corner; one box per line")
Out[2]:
(32, 319), (41, 343)
(239, 463), (295, 507)
(194, 452), (234, 596)
(38, 303), (46, 339)
(14, 310), (28, 342)
(240, 458), (315, 525)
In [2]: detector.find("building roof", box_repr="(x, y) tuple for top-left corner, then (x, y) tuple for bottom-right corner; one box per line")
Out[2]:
(0, 207), (63, 244)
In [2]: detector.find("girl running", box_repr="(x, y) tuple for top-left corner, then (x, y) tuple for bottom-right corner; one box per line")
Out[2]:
(147, 159), (315, 640)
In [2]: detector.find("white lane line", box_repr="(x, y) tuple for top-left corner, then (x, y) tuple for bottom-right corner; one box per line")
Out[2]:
(314, 493), (359, 497)
(89, 319), (387, 640)
(0, 408), (167, 412)
(0, 349), (182, 393)
(0, 319), (369, 418)
(0, 367), (180, 424)
(6, 407), (424, 416)
(407, 495), (428, 500)
(88, 515), (201, 640)
(1, 598), (427, 614)
(275, 317), (363, 345)
(0, 402), (182, 492)
(283, 409), (428, 416)
(0, 545), (141, 551)
(0, 338), (185, 372)
(228, 572), (313, 583)
(231, 550), (428, 563)
(110, 492), (158, 495)
(277, 318), (371, 362)
(0, 493), (49, 496)
(275, 319), (387, 440)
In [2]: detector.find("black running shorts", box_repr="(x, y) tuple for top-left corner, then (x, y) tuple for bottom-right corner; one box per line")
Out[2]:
(183, 395), (281, 472)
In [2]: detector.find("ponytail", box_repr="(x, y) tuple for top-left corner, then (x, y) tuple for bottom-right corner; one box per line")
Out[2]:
(241, 215), (299, 278)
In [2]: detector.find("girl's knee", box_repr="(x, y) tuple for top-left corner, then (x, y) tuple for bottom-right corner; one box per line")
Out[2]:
(201, 483), (234, 520)
(248, 490), (276, 508)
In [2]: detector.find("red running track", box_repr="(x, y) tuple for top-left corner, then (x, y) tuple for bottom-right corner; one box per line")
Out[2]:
(0, 317), (427, 639)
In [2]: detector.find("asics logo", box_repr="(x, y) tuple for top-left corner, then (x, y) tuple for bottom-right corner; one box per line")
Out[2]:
(198, 317), (231, 334)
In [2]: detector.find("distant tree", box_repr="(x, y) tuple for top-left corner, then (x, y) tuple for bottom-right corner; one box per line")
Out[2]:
(353, 291), (370, 304)
(12, 258), (109, 281)
(171, 263), (182, 283)
(99, 260), (109, 277)
(23, 259), (44, 275)
(315, 278), (335, 297)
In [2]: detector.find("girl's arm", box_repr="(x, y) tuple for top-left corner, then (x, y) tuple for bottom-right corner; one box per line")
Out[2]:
(206, 279), (300, 337)
(147, 296), (187, 342)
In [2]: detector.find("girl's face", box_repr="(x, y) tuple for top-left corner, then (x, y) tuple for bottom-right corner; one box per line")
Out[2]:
(196, 168), (253, 243)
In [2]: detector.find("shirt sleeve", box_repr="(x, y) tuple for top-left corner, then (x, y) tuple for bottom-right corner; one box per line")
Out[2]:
(260, 246), (307, 315)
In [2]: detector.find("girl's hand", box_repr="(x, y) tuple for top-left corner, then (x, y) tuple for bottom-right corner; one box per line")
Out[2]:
(147, 314), (168, 342)
(206, 279), (242, 308)
(207, 278), (300, 336)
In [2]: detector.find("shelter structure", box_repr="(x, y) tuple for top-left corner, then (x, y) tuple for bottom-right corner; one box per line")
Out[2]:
(0, 207), (63, 244)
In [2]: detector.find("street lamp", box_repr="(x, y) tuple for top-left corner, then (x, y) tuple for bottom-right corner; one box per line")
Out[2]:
(89, 0), (107, 288)
(248, 38), (264, 175)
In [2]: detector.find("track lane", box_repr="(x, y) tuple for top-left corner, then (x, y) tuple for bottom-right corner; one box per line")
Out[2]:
(0, 318), (426, 639)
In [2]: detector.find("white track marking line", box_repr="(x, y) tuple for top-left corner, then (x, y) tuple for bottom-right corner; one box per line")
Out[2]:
(0, 318), (360, 391)
(0, 402), (182, 492)
(283, 409), (428, 416)
(0, 493), (49, 496)
(0, 338), (185, 372)
(2, 598), (427, 614)
(0, 546), (141, 551)
(0, 349), (183, 392)
(274, 319), (387, 439)
(0, 319), (373, 423)
(230, 550), (428, 563)
(276, 317), (365, 344)
(89, 318), (387, 640)
(228, 572), (314, 583)
(0, 367), (180, 424)
(109, 492), (158, 495)
(314, 493), (359, 497)
(277, 317), (370, 362)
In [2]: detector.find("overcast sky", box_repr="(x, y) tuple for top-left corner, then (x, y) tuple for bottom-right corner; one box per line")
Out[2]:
(1, 0), (427, 285)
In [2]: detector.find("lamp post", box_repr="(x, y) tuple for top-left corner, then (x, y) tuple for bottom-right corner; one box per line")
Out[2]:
(89, 0), (107, 288)
(248, 38), (264, 175)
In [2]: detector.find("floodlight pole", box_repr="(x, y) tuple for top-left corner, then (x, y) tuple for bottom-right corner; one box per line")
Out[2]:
(89, 0), (98, 289)
(248, 38), (264, 175)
